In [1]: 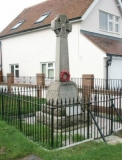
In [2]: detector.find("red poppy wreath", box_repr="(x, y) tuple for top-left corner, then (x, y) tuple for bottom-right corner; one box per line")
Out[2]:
(60, 70), (70, 82)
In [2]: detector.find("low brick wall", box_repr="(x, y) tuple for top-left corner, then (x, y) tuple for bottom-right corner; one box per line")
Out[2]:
(0, 71), (2, 82)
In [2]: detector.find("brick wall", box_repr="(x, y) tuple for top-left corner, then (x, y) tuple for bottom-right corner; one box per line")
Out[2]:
(0, 71), (2, 82)
(82, 74), (94, 102)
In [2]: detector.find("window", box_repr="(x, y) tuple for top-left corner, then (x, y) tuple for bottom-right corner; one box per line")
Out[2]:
(99, 11), (120, 33)
(99, 11), (108, 31)
(10, 64), (19, 78)
(115, 16), (120, 33)
(35, 12), (51, 23)
(41, 62), (55, 79)
(12, 20), (25, 30)
(108, 14), (114, 32)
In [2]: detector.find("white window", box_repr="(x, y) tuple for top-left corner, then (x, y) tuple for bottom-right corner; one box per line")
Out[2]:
(99, 11), (120, 33)
(12, 20), (24, 30)
(108, 14), (114, 32)
(35, 12), (51, 23)
(41, 62), (55, 79)
(10, 64), (19, 78)
(115, 16), (120, 33)
(99, 11), (108, 31)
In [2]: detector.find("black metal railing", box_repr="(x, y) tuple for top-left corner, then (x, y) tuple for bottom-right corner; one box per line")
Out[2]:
(71, 78), (122, 90)
(1, 76), (122, 89)
(0, 86), (122, 149)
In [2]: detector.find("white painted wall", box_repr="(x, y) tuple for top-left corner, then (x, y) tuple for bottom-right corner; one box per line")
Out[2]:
(69, 22), (106, 78)
(2, 21), (106, 79)
(1, 0), (121, 79)
(81, 0), (122, 38)
(2, 28), (56, 76)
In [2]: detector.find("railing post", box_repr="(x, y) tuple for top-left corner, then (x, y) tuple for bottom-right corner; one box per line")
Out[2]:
(51, 101), (54, 148)
(110, 98), (114, 134)
(18, 92), (22, 131)
(87, 102), (90, 139)
(1, 88), (4, 119)
(88, 102), (106, 143)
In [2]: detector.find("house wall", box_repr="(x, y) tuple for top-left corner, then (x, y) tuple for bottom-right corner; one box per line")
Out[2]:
(2, 22), (106, 79)
(81, 0), (122, 38)
(69, 22), (106, 78)
(2, 28), (56, 76)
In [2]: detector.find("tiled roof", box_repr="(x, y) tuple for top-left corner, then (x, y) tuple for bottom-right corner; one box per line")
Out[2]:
(82, 30), (122, 56)
(0, 0), (94, 37)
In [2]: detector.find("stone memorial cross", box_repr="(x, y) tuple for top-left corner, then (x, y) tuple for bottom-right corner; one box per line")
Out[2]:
(51, 15), (72, 81)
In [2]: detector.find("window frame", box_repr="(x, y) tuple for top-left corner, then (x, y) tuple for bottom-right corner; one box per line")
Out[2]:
(35, 12), (51, 24)
(115, 16), (120, 33)
(12, 20), (25, 30)
(99, 11), (108, 31)
(41, 62), (55, 79)
(99, 10), (120, 34)
(10, 64), (19, 78)
(108, 14), (114, 32)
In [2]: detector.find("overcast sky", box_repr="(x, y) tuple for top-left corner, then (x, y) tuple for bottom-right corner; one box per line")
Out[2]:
(0, 0), (46, 33)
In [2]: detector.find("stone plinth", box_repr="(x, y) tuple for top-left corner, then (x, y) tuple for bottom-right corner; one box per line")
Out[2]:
(36, 110), (89, 131)
(41, 104), (82, 117)
(46, 81), (78, 106)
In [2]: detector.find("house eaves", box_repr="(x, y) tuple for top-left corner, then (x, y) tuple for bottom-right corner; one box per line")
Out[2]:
(81, 30), (122, 56)
(81, 0), (100, 20)
(81, 0), (122, 20)
(0, 24), (51, 40)
(106, 53), (122, 57)
(0, 17), (81, 40)
(116, 0), (122, 14)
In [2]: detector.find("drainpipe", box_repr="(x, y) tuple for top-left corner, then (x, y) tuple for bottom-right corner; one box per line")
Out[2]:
(0, 41), (3, 81)
(106, 56), (112, 90)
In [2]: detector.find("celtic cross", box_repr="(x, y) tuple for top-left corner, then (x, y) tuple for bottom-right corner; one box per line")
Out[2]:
(51, 15), (72, 81)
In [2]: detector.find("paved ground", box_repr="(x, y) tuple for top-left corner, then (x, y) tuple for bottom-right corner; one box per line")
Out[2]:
(18, 154), (42, 160)
(97, 129), (122, 145)
(106, 135), (122, 145)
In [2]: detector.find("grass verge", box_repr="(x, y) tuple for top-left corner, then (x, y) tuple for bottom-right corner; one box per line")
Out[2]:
(1, 120), (122, 160)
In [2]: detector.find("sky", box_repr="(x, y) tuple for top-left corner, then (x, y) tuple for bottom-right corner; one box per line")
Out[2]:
(0, 0), (46, 33)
